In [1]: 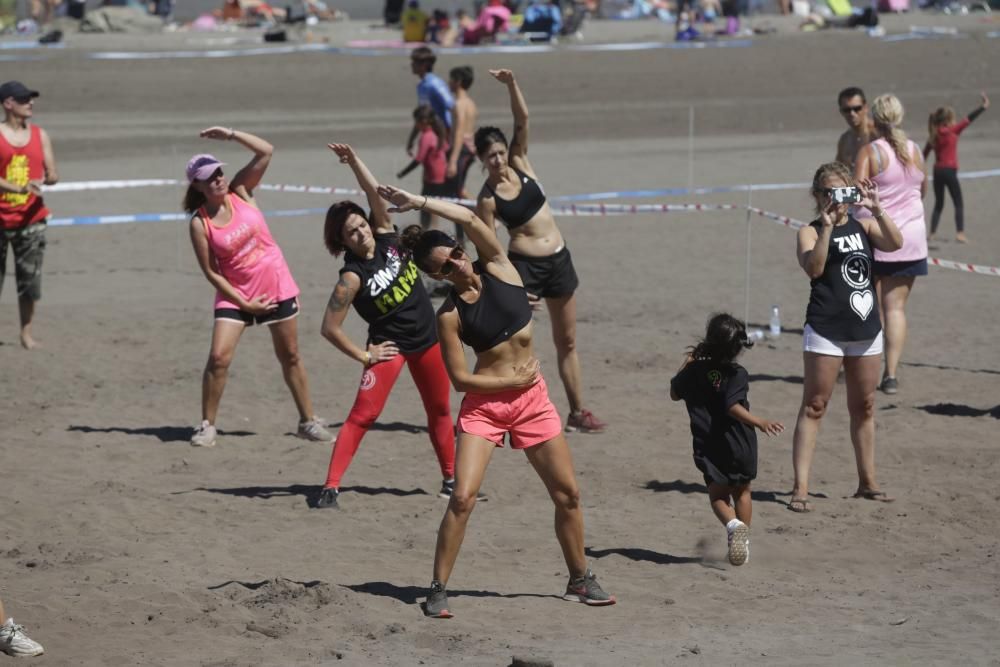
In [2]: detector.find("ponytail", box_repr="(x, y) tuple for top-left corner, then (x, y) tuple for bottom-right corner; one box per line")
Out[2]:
(871, 94), (912, 169)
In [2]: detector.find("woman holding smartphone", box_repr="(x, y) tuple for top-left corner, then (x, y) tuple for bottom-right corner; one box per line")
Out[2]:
(788, 162), (902, 513)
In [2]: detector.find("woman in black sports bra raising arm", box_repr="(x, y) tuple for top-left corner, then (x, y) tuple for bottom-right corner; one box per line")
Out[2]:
(378, 183), (615, 618)
(474, 68), (606, 434)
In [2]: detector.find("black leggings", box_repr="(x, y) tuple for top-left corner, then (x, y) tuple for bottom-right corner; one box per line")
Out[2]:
(930, 167), (963, 234)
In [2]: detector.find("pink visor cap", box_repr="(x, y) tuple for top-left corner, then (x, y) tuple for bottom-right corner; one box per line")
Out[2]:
(186, 154), (226, 183)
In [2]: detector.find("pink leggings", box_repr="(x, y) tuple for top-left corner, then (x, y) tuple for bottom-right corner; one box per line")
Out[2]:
(324, 343), (455, 489)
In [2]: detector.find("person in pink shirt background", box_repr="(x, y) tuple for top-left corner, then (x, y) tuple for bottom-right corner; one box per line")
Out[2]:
(854, 94), (927, 396)
(183, 127), (332, 448)
(397, 105), (451, 236)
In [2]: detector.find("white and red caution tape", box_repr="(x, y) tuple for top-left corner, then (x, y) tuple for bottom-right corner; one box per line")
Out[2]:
(748, 207), (1000, 277)
(40, 180), (999, 277)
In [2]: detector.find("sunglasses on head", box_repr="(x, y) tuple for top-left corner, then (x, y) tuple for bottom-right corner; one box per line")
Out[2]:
(840, 104), (864, 114)
(434, 246), (464, 276)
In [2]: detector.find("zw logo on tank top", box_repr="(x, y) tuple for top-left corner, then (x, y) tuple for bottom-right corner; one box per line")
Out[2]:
(833, 232), (864, 254)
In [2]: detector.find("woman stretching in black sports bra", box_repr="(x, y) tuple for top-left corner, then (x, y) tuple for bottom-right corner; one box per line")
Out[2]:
(475, 68), (606, 434)
(377, 182), (615, 619)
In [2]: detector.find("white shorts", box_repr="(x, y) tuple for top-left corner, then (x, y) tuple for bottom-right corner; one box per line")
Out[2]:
(803, 323), (883, 357)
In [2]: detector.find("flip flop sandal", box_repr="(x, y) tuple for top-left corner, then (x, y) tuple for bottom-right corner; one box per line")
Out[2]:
(852, 490), (895, 502)
(787, 498), (812, 513)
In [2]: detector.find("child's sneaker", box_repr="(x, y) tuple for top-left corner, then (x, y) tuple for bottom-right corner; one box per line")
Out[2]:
(0, 618), (44, 657)
(565, 409), (607, 434)
(563, 569), (616, 606)
(727, 520), (750, 566)
(190, 420), (217, 447)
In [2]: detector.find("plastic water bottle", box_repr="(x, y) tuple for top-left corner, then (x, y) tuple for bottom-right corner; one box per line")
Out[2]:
(769, 305), (781, 338)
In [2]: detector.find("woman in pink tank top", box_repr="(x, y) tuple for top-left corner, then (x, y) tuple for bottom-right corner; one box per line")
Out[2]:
(183, 127), (332, 448)
(854, 94), (928, 396)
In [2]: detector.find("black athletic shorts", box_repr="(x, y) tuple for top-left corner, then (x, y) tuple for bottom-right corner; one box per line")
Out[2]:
(421, 182), (454, 199)
(508, 245), (579, 299)
(215, 296), (300, 326)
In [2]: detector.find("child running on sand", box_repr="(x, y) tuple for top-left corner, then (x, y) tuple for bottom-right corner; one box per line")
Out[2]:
(670, 313), (784, 566)
(923, 92), (989, 244)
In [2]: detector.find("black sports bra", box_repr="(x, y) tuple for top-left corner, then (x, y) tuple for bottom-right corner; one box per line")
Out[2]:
(449, 265), (532, 353)
(485, 167), (547, 230)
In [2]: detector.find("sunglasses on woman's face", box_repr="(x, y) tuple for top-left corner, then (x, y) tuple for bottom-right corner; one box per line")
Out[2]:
(199, 168), (225, 184)
(433, 246), (464, 276)
(840, 104), (864, 114)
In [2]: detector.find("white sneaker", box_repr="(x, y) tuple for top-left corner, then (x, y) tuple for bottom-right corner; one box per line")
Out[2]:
(0, 618), (44, 657)
(727, 520), (750, 566)
(190, 420), (217, 447)
(297, 417), (333, 442)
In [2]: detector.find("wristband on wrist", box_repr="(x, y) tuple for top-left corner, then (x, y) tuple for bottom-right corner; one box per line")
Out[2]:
(419, 195), (428, 210)
(228, 128), (235, 140)
(364, 351), (371, 365)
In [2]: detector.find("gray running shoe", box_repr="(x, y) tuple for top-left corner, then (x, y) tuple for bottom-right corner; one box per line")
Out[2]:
(424, 580), (454, 618)
(190, 420), (217, 448)
(0, 618), (44, 657)
(880, 376), (899, 395)
(298, 417), (334, 442)
(727, 520), (750, 566)
(316, 487), (340, 509)
(563, 569), (616, 606)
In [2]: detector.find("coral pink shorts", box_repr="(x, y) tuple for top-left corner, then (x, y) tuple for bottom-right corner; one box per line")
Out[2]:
(457, 376), (563, 449)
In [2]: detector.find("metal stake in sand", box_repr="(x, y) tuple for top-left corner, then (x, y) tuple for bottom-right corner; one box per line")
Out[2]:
(688, 105), (695, 192)
(743, 185), (753, 328)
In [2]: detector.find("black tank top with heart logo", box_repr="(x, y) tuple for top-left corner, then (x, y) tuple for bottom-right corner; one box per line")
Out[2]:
(805, 216), (882, 342)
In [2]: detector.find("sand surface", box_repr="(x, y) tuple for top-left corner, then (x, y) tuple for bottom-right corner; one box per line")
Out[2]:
(2, 16), (1000, 666)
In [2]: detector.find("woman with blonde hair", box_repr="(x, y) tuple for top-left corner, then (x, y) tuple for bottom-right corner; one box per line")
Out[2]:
(789, 162), (902, 512)
(854, 94), (927, 395)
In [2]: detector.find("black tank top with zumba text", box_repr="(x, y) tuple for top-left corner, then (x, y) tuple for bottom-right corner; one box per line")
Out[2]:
(805, 216), (882, 342)
(341, 232), (437, 354)
(449, 264), (533, 353)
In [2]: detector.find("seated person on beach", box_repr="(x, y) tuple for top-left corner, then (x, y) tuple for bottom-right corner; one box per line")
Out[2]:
(426, 10), (450, 43)
(284, 0), (341, 23)
(521, 0), (562, 40)
(462, 0), (511, 44)
(214, 0), (284, 24)
(401, 0), (429, 42)
(451, 9), (476, 43)
(800, 0), (877, 30)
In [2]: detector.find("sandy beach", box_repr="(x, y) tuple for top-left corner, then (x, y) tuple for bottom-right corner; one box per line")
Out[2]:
(1, 13), (999, 666)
